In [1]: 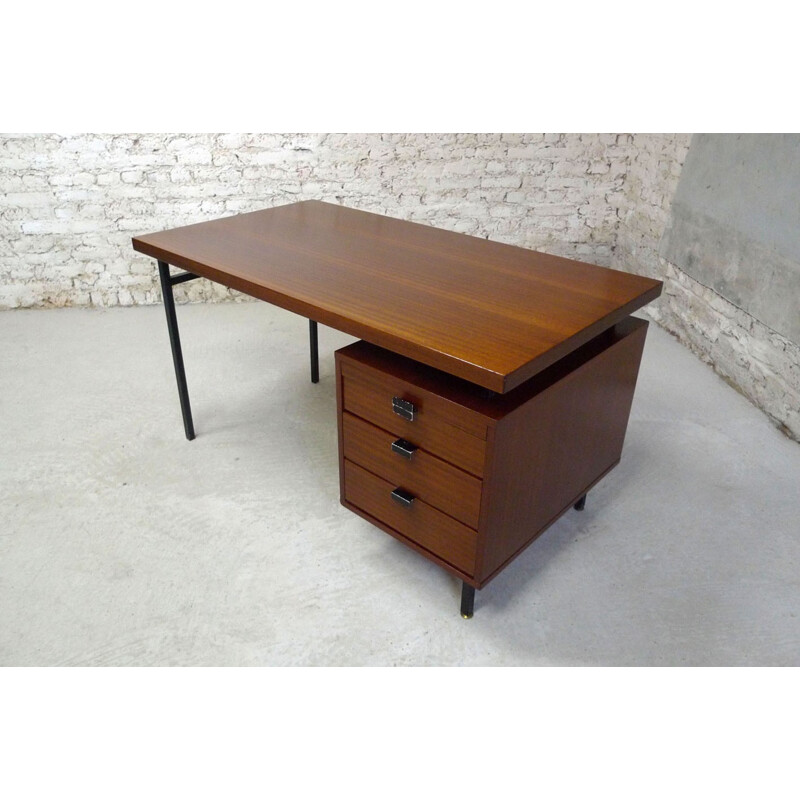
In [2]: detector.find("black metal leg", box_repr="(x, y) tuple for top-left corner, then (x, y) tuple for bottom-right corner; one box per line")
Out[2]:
(158, 261), (195, 441)
(309, 320), (319, 384)
(573, 493), (586, 511)
(460, 582), (476, 619)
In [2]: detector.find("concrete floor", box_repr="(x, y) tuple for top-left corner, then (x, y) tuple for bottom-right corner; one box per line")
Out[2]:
(1, 302), (798, 666)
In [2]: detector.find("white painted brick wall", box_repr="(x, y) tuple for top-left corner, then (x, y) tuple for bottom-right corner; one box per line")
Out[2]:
(0, 133), (630, 309)
(1, 131), (797, 440)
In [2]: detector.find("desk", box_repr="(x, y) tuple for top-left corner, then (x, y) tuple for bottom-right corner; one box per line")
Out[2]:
(132, 200), (662, 616)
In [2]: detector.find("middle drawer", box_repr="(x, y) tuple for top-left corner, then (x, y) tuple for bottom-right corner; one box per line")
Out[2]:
(342, 411), (482, 529)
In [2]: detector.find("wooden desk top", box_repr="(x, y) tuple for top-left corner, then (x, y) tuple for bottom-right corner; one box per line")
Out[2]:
(132, 200), (661, 393)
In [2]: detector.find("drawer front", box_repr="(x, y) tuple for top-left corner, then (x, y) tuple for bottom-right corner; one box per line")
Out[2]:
(342, 412), (482, 528)
(341, 363), (487, 477)
(344, 460), (478, 575)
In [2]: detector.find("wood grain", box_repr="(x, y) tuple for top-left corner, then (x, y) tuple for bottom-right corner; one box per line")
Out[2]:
(343, 460), (478, 575)
(133, 200), (662, 392)
(341, 412), (482, 528)
(340, 361), (487, 477)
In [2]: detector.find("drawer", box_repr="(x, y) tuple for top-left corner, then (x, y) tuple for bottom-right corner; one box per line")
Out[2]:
(344, 460), (478, 576)
(341, 362), (487, 477)
(342, 412), (482, 528)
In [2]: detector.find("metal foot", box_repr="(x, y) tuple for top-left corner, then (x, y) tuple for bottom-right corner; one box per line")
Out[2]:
(158, 261), (195, 441)
(460, 582), (476, 619)
(309, 320), (319, 384)
(573, 493), (586, 511)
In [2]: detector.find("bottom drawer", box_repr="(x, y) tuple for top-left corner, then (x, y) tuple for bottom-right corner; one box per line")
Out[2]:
(343, 460), (478, 575)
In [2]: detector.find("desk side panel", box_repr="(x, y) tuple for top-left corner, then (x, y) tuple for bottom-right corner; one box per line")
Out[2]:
(475, 319), (649, 585)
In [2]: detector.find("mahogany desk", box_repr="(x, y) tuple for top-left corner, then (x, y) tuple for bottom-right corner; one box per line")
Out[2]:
(132, 200), (662, 617)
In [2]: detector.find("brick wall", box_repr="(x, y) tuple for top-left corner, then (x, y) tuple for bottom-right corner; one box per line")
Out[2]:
(1, 131), (797, 440)
(0, 133), (630, 308)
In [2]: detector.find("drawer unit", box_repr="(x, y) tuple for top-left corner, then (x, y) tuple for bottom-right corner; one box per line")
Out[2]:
(336, 317), (650, 614)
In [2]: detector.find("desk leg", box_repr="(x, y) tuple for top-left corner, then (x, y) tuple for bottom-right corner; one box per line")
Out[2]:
(309, 320), (319, 384)
(573, 493), (587, 511)
(460, 583), (476, 619)
(158, 261), (195, 441)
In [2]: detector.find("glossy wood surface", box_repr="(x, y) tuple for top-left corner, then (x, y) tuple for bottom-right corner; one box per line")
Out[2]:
(133, 200), (662, 392)
(343, 460), (478, 575)
(341, 412), (482, 528)
(340, 360), (487, 477)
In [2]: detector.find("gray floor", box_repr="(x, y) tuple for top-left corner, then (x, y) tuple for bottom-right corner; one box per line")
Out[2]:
(1, 302), (798, 666)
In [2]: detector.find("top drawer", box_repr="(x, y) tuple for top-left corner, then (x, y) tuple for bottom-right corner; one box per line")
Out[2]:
(340, 360), (488, 477)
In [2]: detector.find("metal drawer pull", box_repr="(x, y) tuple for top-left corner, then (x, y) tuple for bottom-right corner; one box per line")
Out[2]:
(392, 396), (416, 422)
(390, 488), (415, 507)
(391, 438), (418, 459)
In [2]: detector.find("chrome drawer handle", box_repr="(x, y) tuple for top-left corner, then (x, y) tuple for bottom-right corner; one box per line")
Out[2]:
(390, 488), (415, 507)
(392, 396), (416, 422)
(391, 438), (418, 459)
